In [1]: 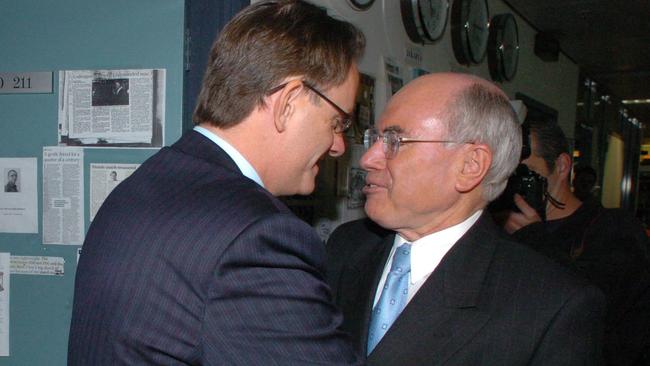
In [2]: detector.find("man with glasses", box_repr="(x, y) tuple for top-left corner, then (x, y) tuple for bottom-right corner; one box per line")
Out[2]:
(326, 73), (605, 365)
(69, 1), (364, 365)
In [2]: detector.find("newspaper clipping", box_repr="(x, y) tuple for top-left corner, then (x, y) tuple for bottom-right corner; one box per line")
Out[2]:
(0, 158), (38, 233)
(10, 256), (65, 276)
(42, 147), (84, 245)
(384, 57), (404, 97)
(58, 69), (165, 148)
(90, 163), (139, 221)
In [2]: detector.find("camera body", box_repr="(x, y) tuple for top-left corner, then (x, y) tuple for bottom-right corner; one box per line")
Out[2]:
(488, 121), (548, 221)
(488, 164), (548, 221)
(509, 164), (547, 220)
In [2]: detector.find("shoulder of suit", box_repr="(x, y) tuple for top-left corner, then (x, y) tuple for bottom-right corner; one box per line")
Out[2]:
(326, 218), (392, 260)
(492, 236), (597, 290)
(133, 139), (292, 222)
(330, 218), (390, 241)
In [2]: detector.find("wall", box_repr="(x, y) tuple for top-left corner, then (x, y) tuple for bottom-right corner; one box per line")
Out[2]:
(306, 0), (581, 228)
(0, 1), (185, 364)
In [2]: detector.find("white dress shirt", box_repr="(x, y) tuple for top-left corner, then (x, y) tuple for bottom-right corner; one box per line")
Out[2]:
(372, 210), (483, 307)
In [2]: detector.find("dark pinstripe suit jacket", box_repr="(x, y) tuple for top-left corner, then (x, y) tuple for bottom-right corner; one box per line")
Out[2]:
(68, 131), (359, 365)
(326, 214), (606, 365)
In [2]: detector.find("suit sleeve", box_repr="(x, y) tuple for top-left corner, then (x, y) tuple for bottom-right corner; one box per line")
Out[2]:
(529, 284), (607, 366)
(202, 213), (362, 365)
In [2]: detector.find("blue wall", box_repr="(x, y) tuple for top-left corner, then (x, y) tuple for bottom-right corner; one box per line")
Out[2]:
(0, 1), (185, 364)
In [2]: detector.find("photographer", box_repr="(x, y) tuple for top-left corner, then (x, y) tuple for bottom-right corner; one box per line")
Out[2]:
(501, 120), (650, 365)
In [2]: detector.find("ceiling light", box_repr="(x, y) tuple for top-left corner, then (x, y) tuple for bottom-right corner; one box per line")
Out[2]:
(622, 99), (650, 105)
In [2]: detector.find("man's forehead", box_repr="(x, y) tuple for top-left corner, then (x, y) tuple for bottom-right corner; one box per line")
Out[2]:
(378, 114), (443, 137)
(378, 102), (420, 133)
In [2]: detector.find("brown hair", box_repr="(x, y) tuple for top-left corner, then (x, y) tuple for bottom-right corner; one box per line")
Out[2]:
(193, 0), (365, 128)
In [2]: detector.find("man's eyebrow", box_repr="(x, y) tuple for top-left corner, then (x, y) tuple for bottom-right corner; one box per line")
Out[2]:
(383, 125), (404, 134)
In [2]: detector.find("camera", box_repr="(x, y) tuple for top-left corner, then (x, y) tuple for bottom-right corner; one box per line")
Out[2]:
(508, 164), (547, 220)
(488, 123), (547, 221)
(489, 164), (547, 221)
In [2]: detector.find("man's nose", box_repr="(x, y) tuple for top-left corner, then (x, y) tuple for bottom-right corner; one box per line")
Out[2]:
(360, 139), (386, 170)
(329, 132), (346, 158)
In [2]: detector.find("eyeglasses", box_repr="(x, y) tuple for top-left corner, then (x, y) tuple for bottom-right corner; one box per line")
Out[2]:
(267, 82), (353, 133)
(363, 128), (473, 159)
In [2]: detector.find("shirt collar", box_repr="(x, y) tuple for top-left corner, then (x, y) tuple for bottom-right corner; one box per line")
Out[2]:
(193, 126), (265, 188)
(395, 210), (483, 284)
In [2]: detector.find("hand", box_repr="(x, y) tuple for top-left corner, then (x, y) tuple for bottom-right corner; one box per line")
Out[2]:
(503, 194), (543, 234)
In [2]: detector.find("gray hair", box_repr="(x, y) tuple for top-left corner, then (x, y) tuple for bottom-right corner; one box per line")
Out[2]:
(444, 84), (521, 202)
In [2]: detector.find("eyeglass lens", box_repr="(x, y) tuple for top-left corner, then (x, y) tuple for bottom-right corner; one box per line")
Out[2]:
(304, 84), (352, 133)
(364, 128), (399, 159)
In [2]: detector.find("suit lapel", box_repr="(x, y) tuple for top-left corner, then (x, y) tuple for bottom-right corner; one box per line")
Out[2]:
(368, 214), (499, 365)
(338, 234), (394, 355)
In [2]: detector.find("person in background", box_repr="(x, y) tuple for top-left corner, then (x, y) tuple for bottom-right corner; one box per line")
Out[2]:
(503, 120), (650, 365)
(68, 1), (365, 364)
(112, 80), (129, 105)
(572, 164), (598, 202)
(327, 73), (606, 365)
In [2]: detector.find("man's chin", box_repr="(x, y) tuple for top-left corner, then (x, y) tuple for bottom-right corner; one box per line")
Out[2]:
(288, 180), (316, 197)
(296, 186), (315, 196)
(364, 200), (384, 222)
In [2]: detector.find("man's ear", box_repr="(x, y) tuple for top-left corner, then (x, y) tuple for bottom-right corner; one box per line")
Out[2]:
(456, 143), (492, 193)
(272, 80), (305, 133)
(554, 152), (572, 180)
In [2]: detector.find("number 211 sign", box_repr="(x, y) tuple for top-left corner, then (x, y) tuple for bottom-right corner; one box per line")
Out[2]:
(0, 72), (53, 94)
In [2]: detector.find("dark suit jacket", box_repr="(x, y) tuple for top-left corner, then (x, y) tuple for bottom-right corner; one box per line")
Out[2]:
(326, 215), (606, 365)
(511, 200), (650, 365)
(68, 131), (359, 365)
(113, 87), (129, 105)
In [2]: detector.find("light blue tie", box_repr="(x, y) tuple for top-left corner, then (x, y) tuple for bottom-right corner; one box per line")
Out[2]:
(367, 243), (411, 354)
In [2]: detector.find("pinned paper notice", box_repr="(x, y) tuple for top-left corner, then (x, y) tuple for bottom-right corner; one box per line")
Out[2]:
(0, 253), (9, 356)
(10, 256), (65, 276)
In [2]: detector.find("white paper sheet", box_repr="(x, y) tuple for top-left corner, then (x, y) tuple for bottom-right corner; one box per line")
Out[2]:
(10, 256), (64, 276)
(58, 69), (166, 148)
(42, 147), (84, 245)
(0, 158), (38, 233)
(89, 163), (139, 221)
(0, 253), (10, 356)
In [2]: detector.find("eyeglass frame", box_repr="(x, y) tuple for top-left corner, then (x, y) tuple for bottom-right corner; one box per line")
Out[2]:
(266, 81), (353, 133)
(363, 127), (474, 159)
